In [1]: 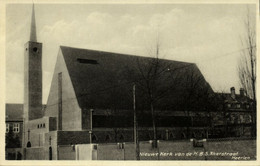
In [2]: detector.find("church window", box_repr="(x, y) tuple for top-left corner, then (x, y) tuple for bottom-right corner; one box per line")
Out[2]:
(13, 123), (19, 133)
(43, 123), (45, 128)
(119, 134), (124, 141)
(77, 58), (98, 64)
(169, 132), (175, 140)
(37, 124), (40, 128)
(58, 72), (62, 130)
(105, 135), (111, 141)
(201, 132), (205, 138)
(27, 141), (31, 148)
(181, 132), (186, 139)
(237, 104), (241, 108)
(40, 124), (42, 128)
(192, 132), (196, 138)
(92, 134), (98, 142)
(6, 123), (9, 133)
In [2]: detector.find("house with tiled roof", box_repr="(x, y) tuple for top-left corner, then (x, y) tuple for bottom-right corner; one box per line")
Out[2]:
(5, 103), (46, 159)
(211, 87), (254, 137)
(5, 103), (24, 150)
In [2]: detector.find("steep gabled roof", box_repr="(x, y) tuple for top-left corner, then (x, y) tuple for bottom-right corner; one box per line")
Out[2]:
(5, 104), (24, 121)
(60, 46), (213, 111)
(5, 104), (47, 121)
(215, 93), (253, 104)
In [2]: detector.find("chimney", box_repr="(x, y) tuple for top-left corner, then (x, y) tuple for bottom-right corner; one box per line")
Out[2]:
(230, 87), (236, 99)
(240, 88), (245, 97)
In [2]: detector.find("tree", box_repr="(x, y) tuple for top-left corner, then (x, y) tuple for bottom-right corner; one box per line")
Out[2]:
(237, 7), (256, 136)
(132, 36), (179, 146)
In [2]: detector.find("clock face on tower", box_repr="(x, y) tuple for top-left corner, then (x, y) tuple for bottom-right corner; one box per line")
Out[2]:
(33, 47), (38, 53)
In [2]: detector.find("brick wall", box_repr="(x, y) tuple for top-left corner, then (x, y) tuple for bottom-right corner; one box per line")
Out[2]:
(25, 147), (44, 160)
(24, 41), (43, 121)
(91, 127), (207, 143)
(97, 144), (125, 160)
(57, 131), (90, 145)
(58, 145), (76, 160)
(6, 148), (23, 160)
(25, 117), (49, 148)
(44, 131), (58, 160)
(6, 121), (23, 148)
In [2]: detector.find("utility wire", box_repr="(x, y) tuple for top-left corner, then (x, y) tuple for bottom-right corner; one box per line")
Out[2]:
(202, 45), (256, 62)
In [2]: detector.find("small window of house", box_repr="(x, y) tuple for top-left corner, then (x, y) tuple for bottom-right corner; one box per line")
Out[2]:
(6, 123), (9, 133)
(249, 115), (252, 122)
(37, 124), (40, 128)
(40, 124), (42, 128)
(43, 123), (45, 128)
(13, 123), (19, 133)
(240, 115), (244, 123)
(227, 104), (231, 108)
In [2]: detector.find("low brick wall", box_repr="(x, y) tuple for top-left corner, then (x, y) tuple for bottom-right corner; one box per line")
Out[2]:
(22, 138), (256, 160)
(95, 138), (256, 160)
(57, 131), (90, 145)
(5, 148), (23, 160)
(58, 145), (76, 160)
(97, 144), (125, 160)
(25, 147), (45, 160)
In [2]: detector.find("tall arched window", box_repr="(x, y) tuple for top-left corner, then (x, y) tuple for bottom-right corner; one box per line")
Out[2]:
(169, 132), (175, 140)
(181, 132), (186, 139)
(192, 132), (196, 138)
(105, 135), (111, 141)
(119, 134), (124, 141)
(92, 134), (98, 142)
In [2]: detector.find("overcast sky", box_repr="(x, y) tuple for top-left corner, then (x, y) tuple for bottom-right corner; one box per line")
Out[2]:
(5, 3), (256, 104)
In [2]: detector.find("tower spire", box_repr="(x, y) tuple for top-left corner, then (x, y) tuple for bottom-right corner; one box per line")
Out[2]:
(30, 3), (37, 42)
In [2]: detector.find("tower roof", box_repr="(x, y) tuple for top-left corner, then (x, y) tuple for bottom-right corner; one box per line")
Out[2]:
(30, 4), (37, 42)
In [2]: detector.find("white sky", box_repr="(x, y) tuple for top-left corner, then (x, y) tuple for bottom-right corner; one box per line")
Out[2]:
(5, 3), (256, 104)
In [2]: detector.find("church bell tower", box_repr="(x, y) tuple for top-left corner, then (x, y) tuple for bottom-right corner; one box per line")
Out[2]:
(24, 4), (43, 121)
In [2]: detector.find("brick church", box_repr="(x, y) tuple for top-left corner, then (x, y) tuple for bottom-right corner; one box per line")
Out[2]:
(21, 5), (217, 160)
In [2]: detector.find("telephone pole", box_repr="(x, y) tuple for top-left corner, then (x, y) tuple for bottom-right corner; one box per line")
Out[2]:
(133, 84), (140, 160)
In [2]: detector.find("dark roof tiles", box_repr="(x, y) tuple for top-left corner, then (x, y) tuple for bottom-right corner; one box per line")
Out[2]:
(60, 46), (212, 110)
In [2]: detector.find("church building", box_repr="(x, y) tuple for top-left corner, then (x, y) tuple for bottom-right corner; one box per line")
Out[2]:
(22, 5), (215, 160)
